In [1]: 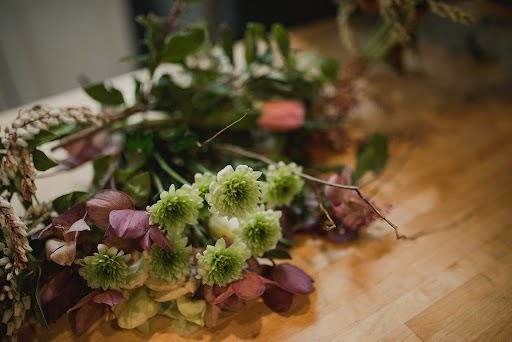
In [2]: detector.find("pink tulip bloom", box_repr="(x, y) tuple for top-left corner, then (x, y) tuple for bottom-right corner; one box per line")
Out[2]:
(258, 100), (305, 131)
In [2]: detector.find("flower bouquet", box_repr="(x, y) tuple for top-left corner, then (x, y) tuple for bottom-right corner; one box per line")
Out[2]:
(0, 1), (400, 339)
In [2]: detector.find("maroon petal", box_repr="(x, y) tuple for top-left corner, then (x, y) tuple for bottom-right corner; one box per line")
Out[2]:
(204, 303), (221, 327)
(149, 225), (173, 251)
(231, 271), (266, 300)
(67, 290), (101, 313)
(40, 269), (70, 304)
(324, 168), (353, 206)
(270, 263), (314, 295)
(263, 285), (294, 313)
(93, 290), (124, 306)
(211, 286), (235, 305)
(109, 209), (149, 239)
(63, 219), (90, 242)
(86, 190), (134, 229)
(52, 202), (86, 233)
(46, 239), (77, 266)
(68, 300), (105, 336)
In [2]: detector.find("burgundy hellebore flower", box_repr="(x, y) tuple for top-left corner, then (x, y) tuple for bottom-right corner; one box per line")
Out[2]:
(324, 167), (381, 242)
(258, 100), (305, 131)
(262, 263), (314, 313)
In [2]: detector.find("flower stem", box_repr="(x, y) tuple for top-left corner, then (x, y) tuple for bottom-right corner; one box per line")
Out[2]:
(154, 152), (189, 185)
(192, 224), (210, 245)
(152, 173), (165, 193)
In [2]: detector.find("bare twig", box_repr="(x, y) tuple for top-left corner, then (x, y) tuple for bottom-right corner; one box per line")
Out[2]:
(197, 112), (248, 148)
(217, 143), (404, 239)
(164, 0), (186, 36)
(311, 184), (336, 231)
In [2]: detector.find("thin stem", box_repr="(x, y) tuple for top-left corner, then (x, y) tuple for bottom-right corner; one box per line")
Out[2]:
(154, 151), (189, 185)
(196, 111), (248, 148)
(193, 224), (210, 245)
(311, 184), (336, 231)
(217, 143), (403, 239)
(153, 173), (165, 193)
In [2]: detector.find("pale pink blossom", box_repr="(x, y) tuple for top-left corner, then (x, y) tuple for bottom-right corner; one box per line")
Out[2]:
(258, 100), (305, 131)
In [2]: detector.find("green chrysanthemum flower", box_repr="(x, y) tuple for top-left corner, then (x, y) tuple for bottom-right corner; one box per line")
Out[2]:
(77, 244), (132, 291)
(206, 165), (262, 219)
(192, 172), (215, 198)
(196, 238), (251, 286)
(149, 236), (192, 284)
(237, 209), (282, 257)
(263, 162), (305, 208)
(192, 172), (216, 218)
(148, 184), (204, 233)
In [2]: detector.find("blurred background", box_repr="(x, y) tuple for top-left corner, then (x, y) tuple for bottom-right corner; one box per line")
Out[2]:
(0, 0), (511, 110)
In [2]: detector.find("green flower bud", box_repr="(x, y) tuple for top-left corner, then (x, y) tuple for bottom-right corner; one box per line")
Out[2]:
(237, 209), (282, 257)
(149, 236), (192, 285)
(192, 172), (216, 219)
(263, 162), (304, 208)
(206, 165), (262, 219)
(196, 238), (250, 286)
(148, 184), (204, 233)
(77, 244), (131, 291)
(192, 172), (215, 199)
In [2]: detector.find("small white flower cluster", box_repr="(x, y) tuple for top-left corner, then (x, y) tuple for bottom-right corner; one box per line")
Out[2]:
(0, 284), (31, 338)
(0, 196), (32, 280)
(0, 106), (104, 200)
(2, 106), (102, 149)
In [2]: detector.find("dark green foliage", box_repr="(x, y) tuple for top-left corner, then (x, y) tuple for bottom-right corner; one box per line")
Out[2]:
(83, 82), (125, 106)
(53, 191), (90, 214)
(353, 132), (389, 182)
(32, 149), (59, 171)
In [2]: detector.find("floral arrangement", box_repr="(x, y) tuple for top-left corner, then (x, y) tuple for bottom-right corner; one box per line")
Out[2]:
(337, 0), (475, 68)
(0, 1), (400, 339)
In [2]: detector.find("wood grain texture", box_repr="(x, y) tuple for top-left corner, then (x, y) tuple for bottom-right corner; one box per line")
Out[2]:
(6, 20), (512, 342)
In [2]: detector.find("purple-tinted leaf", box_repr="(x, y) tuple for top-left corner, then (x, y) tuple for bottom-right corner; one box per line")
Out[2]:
(109, 209), (149, 239)
(64, 219), (90, 242)
(324, 167), (352, 206)
(67, 290), (101, 313)
(68, 300), (105, 336)
(51, 130), (122, 172)
(270, 263), (314, 295)
(148, 225), (173, 251)
(204, 303), (221, 327)
(93, 290), (124, 306)
(86, 189), (134, 229)
(52, 202), (86, 232)
(40, 269), (69, 304)
(211, 287), (235, 305)
(45, 274), (89, 323)
(46, 239), (76, 266)
(263, 285), (294, 313)
(231, 271), (266, 300)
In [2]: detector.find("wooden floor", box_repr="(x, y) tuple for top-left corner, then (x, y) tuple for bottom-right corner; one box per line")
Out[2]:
(9, 21), (512, 341)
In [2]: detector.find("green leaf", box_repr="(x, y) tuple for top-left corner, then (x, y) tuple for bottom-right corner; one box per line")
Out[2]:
(28, 130), (59, 148)
(320, 58), (340, 82)
(32, 149), (59, 171)
(92, 155), (115, 191)
(83, 82), (125, 105)
(264, 249), (292, 260)
(353, 132), (389, 183)
(53, 191), (90, 214)
(219, 24), (234, 64)
(123, 172), (151, 208)
(162, 28), (206, 63)
(244, 28), (256, 65)
(271, 23), (290, 59)
(33, 267), (50, 331)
